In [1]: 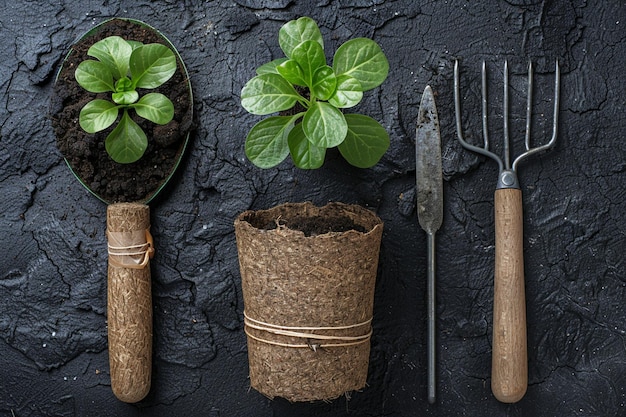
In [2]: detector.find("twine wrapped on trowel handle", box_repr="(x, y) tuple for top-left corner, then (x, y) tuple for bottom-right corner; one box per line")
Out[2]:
(107, 229), (154, 269)
(106, 202), (153, 403)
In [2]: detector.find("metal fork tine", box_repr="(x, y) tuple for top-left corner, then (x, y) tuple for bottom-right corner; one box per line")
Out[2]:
(525, 61), (533, 152)
(482, 61), (489, 150)
(550, 60), (561, 146)
(503, 61), (511, 169)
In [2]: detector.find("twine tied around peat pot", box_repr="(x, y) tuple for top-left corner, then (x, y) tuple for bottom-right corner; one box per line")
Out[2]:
(107, 229), (155, 269)
(244, 311), (373, 351)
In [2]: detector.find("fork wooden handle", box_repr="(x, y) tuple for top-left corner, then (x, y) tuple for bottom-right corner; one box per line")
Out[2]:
(492, 188), (527, 403)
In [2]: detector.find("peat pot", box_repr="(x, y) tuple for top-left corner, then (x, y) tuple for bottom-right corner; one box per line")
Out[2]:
(234, 202), (384, 402)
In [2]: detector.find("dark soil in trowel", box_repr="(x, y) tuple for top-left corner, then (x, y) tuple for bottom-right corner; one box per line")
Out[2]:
(49, 18), (193, 203)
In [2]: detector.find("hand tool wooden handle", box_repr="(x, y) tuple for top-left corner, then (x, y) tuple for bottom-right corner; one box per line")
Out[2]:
(492, 188), (527, 403)
(107, 203), (153, 403)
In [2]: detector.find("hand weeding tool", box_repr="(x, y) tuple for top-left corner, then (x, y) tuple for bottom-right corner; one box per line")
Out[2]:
(453, 60), (560, 403)
(415, 85), (443, 404)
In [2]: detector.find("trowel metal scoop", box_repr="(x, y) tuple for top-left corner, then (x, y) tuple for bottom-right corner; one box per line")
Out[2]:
(52, 18), (193, 403)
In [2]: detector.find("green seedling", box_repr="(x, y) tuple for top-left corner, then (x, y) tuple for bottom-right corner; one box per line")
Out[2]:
(75, 36), (177, 164)
(240, 16), (390, 169)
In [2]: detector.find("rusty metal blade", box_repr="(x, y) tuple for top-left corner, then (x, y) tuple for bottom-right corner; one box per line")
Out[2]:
(416, 84), (443, 404)
(416, 85), (443, 235)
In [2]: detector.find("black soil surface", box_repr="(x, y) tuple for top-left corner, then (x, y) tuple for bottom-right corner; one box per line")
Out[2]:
(50, 18), (193, 203)
(260, 215), (368, 236)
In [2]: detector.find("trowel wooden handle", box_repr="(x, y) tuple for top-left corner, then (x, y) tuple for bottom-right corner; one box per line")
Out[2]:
(106, 202), (153, 403)
(492, 188), (527, 403)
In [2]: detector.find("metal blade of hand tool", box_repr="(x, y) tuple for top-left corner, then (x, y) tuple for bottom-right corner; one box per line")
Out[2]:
(415, 85), (443, 404)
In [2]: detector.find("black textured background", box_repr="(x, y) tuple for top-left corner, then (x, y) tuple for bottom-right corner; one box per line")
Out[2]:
(1, 1), (625, 416)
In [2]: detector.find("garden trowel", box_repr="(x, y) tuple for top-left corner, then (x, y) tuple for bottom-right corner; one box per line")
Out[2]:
(52, 18), (193, 403)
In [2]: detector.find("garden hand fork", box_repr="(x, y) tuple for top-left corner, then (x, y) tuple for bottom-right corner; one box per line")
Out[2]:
(453, 60), (560, 403)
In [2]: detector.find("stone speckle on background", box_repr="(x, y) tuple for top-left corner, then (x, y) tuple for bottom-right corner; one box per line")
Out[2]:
(1, 1), (625, 416)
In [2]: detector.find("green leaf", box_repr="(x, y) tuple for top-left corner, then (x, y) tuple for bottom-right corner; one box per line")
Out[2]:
(333, 38), (389, 91)
(288, 123), (326, 169)
(279, 16), (323, 58)
(112, 79), (138, 104)
(79, 99), (119, 133)
(131, 93), (174, 124)
(115, 77), (133, 92)
(328, 75), (363, 108)
(302, 101), (347, 148)
(338, 114), (389, 168)
(311, 66), (336, 101)
(291, 40), (326, 88)
(245, 116), (297, 168)
(127, 40), (144, 51)
(256, 58), (288, 75)
(112, 90), (139, 105)
(277, 59), (307, 86)
(105, 110), (148, 164)
(87, 36), (133, 79)
(75, 60), (115, 93)
(241, 73), (302, 115)
(130, 43), (177, 89)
